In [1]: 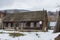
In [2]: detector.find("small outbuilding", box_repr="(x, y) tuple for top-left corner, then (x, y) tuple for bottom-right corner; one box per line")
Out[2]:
(1, 10), (48, 31)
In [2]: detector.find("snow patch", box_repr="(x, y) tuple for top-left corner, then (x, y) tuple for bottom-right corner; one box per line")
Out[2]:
(0, 30), (60, 40)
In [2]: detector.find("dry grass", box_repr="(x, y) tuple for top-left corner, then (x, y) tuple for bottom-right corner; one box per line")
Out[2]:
(9, 33), (24, 38)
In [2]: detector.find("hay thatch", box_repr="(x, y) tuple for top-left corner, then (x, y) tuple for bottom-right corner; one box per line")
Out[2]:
(3, 10), (48, 22)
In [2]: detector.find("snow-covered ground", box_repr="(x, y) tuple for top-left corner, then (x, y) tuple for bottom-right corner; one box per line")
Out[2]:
(0, 30), (60, 40)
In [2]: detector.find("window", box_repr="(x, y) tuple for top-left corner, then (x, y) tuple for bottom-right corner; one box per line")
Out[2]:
(50, 22), (56, 26)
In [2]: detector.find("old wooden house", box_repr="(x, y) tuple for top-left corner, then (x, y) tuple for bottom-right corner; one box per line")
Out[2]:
(0, 10), (48, 31)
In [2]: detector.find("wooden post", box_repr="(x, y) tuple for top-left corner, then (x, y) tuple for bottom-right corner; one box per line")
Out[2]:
(2, 23), (4, 29)
(8, 23), (11, 29)
(54, 11), (60, 33)
(23, 22), (26, 27)
(30, 22), (34, 28)
(13, 23), (16, 30)
(42, 17), (47, 32)
(36, 22), (40, 27)
(19, 23), (21, 28)
(4, 23), (6, 29)
(20, 23), (24, 31)
(0, 18), (3, 29)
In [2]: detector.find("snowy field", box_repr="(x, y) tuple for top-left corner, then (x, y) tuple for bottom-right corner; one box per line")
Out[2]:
(0, 30), (60, 40)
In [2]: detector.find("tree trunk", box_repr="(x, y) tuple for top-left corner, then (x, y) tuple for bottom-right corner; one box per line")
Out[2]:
(54, 11), (60, 33)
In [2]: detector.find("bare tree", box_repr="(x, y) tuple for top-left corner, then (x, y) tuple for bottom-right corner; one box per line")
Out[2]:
(54, 10), (60, 33)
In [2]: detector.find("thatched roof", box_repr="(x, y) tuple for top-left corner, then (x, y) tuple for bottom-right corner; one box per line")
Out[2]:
(3, 10), (47, 22)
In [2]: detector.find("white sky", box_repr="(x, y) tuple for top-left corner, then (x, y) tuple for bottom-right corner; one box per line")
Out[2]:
(0, 0), (60, 11)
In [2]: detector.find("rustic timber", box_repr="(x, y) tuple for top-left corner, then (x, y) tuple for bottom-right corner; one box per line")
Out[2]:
(0, 10), (48, 31)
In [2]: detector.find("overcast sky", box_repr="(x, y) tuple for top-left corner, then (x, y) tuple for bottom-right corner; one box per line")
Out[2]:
(0, 0), (60, 11)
